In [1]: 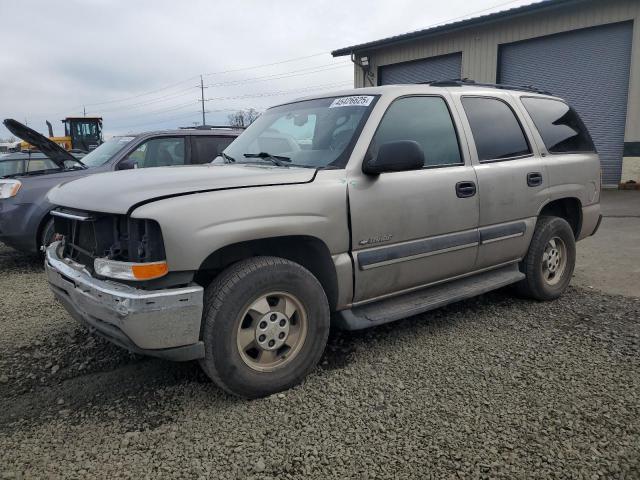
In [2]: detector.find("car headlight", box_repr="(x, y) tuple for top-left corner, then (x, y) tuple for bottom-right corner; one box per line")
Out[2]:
(94, 258), (168, 281)
(0, 180), (21, 199)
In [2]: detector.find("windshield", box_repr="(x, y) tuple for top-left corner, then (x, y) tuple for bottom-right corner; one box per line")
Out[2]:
(81, 136), (134, 167)
(221, 95), (377, 169)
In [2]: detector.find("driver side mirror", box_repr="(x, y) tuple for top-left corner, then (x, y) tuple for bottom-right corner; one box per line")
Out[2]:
(118, 157), (138, 170)
(362, 140), (425, 175)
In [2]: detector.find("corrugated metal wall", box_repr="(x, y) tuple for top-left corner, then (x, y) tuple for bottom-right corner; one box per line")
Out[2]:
(499, 22), (633, 185)
(354, 0), (639, 144)
(378, 52), (462, 84)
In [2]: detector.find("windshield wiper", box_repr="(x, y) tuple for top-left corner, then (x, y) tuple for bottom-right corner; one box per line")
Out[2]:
(221, 152), (236, 163)
(243, 152), (291, 167)
(65, 164), (87, 171)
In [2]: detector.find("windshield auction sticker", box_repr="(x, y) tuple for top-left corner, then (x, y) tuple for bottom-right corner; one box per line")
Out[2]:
(329, 96), (375, 108)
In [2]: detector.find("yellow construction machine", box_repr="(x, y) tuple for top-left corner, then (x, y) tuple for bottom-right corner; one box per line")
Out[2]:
(19, 117), (103, 153)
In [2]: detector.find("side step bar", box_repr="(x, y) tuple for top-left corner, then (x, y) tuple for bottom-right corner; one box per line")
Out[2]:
(335, 263), (525, 331)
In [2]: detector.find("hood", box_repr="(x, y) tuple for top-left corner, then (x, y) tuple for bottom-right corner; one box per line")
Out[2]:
(3, 118), (80, 167)
(47, 164), (317, 214)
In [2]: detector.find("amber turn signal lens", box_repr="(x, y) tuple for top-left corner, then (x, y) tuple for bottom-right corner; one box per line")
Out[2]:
(131, 261), (169, 280)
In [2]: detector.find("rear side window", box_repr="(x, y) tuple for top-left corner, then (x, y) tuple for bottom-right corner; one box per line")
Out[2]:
(123, 137), (185, 169)
(192, 136), (235, 164)
(462, 97), (531, 161)
(371, 96), (462, 167)
(521, 97), (595, 153)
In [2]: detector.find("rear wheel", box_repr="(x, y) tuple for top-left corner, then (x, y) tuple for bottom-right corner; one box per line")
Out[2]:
(199, 256), (330, 398)
(516, 216), (576, 300)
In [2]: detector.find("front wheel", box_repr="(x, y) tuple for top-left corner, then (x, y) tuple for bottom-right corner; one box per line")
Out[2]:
(199, 257), (330, 398)
(516, 216), (576, 300)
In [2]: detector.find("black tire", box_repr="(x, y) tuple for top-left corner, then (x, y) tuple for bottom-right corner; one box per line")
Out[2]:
(516, 216), (576, 300)
(39, 218), (55, 253)
(199, 256), (330, 398)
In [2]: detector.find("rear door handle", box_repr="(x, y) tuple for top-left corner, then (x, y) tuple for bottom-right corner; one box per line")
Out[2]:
(527, 172), (543, 187)
(455, 181), (477, 198)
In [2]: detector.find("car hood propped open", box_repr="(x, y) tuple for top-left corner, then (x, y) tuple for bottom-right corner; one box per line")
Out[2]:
(3, 118), (80, 167)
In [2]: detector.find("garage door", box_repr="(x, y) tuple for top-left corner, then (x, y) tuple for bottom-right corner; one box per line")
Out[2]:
(379, 52), (462, 85)
(498, 22), (633, 186)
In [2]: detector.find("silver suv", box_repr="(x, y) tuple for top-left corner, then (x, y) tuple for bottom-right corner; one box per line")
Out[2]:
(44, 83), (602, 398)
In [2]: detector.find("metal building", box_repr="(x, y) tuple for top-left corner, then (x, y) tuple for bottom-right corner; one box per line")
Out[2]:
(332, 0), (640, 187)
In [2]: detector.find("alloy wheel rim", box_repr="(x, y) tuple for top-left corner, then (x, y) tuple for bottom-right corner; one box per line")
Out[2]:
(236, 291), (308, 372)
(542, 236), (567, 286)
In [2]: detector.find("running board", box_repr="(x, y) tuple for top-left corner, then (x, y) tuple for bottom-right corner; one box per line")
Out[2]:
(336, 263), (524, 330)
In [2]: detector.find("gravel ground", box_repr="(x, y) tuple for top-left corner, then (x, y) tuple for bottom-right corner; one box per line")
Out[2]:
(1, 242), (639, 479)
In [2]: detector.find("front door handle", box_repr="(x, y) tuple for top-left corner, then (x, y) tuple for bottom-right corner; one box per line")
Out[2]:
(527, 172), (543, 187)
(456, 181), (477, 198)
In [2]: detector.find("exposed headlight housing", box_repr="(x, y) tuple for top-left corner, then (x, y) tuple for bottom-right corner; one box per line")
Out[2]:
(94, 258), (168, 281)
(0, 180), (21, 199)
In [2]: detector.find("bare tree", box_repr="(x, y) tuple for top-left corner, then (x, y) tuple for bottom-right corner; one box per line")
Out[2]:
(227, 111), (245, 128)
(244, 108), (260, 125)
(228, 108), (261, 128)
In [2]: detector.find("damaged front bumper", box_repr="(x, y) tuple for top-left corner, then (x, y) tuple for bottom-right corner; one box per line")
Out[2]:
(45, 242), (205, 361)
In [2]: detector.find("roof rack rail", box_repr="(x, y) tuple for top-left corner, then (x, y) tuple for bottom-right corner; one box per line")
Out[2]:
(425, 78), (553, 96)
(178, 125), (245, 130)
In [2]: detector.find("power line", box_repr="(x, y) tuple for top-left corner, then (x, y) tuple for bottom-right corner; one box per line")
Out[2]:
(110, 81), (353, 131)
(113, 111), (204, 130)
(199, 75), (206, 126)
(81, 76), (199, 108)
(202, 52), (330, 76)
(55, 2), (530, 118)
(88, 62), (349, 116)
(202, 62), (350, 88)
(439, 0), (533, 24)
(203, 82), (353, 102)
(378, 0), (533, 40)
(106, 101), (198, 120)
(106, 81), (350, 121)
(88, 86), (197, 114)
(78, 52), (332, 112)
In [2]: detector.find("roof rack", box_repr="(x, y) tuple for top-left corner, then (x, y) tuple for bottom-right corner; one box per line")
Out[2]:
(178, 125), (245, 130)
(424, 78), (553, 96)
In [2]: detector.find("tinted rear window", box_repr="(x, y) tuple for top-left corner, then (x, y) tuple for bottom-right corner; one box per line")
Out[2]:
(521, 97), (595, 153)
(192, 136), (235, 164)
(462, 97), (531, 161)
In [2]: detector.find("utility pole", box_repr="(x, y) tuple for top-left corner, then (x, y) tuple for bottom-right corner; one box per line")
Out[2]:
(83, 105), (86, 117)
(200, 75), (206, 126)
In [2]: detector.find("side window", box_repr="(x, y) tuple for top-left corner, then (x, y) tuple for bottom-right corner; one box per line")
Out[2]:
(123, 137), (185, 169)
(192, 136), (235, 164)
(462, 97), (531, 161)
(521, 97), (595, 153)
(371, 96), (462, 167)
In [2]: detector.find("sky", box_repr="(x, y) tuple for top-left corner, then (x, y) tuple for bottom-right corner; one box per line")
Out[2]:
(0, 0), (538, 140)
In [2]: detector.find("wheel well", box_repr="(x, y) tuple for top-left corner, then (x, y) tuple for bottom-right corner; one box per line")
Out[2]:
(539, 198), (582, 238)
(35, 212), (53, 251)
(196, 236), (339, 311)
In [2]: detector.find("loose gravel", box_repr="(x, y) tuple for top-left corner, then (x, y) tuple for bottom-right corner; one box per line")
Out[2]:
(1, 242), (639, 479)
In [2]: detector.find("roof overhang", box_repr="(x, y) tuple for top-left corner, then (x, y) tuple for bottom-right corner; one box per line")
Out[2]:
(332, 0), (583, 57)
